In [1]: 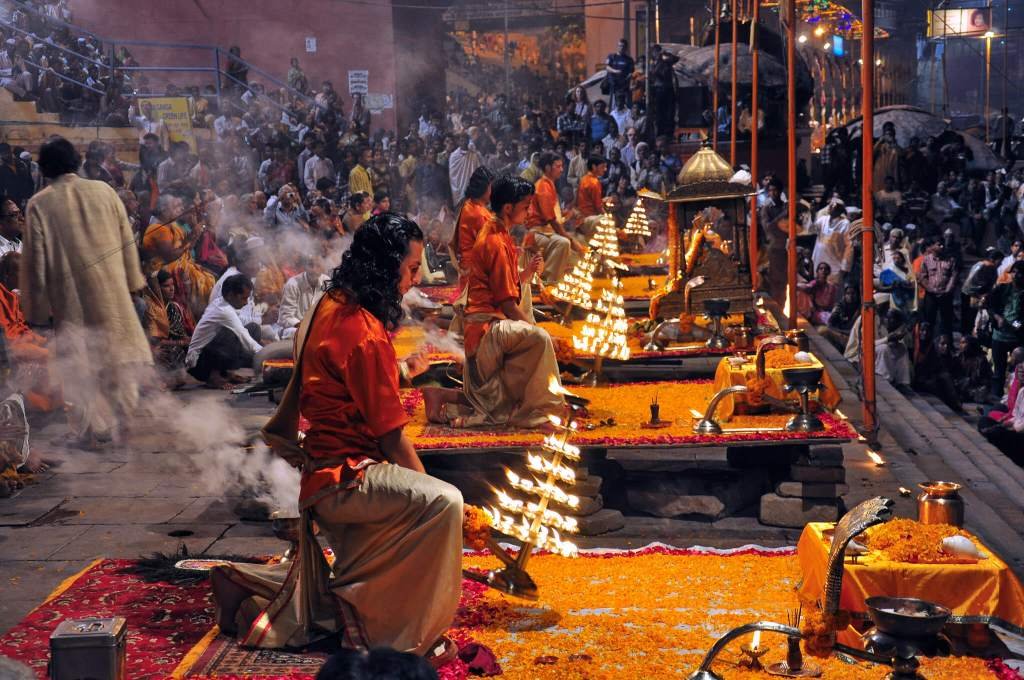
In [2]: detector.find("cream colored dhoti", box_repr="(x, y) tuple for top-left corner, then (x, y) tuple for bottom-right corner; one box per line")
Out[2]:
(529, 228), (572, 284)
(458, 317), (564, 429)
(210, 463), (463, 654)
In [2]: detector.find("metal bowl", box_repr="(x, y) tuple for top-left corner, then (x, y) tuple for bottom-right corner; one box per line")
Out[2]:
(781, 366), (824, 386)
(270, 515), (302, 543)
(703, 298), (731, 317)
(865, 597), (951, 638)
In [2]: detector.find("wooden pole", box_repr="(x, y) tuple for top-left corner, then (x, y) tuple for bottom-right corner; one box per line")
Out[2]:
(749, 0), (760, 291)
(984, 33), (991, 145)
(785, 0), (797, 329)
(713, 0), (721, 149)
(861, 0), (878, 438)
(730, 0), (739, 165)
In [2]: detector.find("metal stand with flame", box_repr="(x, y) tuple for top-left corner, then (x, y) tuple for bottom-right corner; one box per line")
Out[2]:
(574, 276), (630, 386)
(464, 388), (581, 600)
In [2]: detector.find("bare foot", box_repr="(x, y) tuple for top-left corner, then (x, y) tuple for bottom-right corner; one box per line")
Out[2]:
(225, 372), (249, 385)
(20, 451), (50, 474)
(422, 387), (448, 424)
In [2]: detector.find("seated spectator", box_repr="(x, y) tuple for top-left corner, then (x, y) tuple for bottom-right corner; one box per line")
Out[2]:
(822, 284), (859, 351)
(955, 335), (992, 405)
(0, 198), (24, 256)
(797, 262), (838, 326)
(0, 252), (56, 412)
(979, 348), (1024, 455)
(140, 270), (193, 384)
(277, 256), (326, 339)
(987, 260), (1024, 398)
(913, 333), (964, 413)
(186, 274), (263, 387)
(876, 250), (916, 316)
(847, 307), (911, 392)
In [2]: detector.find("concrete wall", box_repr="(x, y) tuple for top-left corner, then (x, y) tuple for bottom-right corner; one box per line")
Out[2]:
(68, 0), (399, 130)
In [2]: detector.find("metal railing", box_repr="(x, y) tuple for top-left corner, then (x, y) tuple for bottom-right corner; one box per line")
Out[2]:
(1, 0), (317, 122)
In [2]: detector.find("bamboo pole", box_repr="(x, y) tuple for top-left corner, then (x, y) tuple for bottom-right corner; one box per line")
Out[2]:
(713, 0), (721, 150)
(730, 0), (739, 165)
(748, 0), (760, 291)
(861, 0), (878, 438)
(785, 0), (797, 329)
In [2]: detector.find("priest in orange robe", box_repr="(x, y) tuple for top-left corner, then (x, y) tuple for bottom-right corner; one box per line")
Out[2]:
(425, 176), (564, 429)
(211, 214), (462, 667)
(447, 167), (495, 336)
(525, 152), (577, 284)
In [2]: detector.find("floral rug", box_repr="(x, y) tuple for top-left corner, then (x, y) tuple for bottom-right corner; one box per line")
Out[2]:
(403, 381), (857, 451)
(0, 547), (1015, 679)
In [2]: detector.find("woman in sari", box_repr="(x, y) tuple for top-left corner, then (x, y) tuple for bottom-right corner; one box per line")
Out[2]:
(142, 194), (216, 319)
(211, 214), (462, 667)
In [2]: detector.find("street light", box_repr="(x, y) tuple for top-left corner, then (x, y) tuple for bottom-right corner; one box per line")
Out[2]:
(798, 34), (808, 44)
(814, 26), (825, 37)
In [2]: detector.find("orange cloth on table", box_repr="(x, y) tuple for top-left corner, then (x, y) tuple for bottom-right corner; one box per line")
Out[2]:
(463, 220), (521, 357)
(298, 291), (410, 506)
(797, 522), (1024, 647)
(712, 346), (841, 420)
(576, 171), (603, 219)
(526, 176), (559, 228)
(142, 221), (216, 318)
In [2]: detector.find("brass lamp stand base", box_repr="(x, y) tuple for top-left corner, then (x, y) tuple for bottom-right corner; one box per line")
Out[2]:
(463, 535), (540, 600)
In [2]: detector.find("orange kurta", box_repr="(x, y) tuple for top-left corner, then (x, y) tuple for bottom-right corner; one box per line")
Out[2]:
(576, 171), (604, 218)
(298, 291), (410, 506)
(463, 220), (521, 356)
(142, 221), (216, 318)
(526, 176), (559, 229)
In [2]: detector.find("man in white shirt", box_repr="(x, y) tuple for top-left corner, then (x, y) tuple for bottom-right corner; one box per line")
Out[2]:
(0, 199), (23, 257)
(156, 141), (192, 193)
(209, 238), (267, 333)
(303, 141), (335, 194)
(187, 274), (263, 387)
(810, 202), (852, 285)
(277, 257), (327, 339)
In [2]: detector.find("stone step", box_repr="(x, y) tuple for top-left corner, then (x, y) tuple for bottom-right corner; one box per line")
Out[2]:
(907, 394), (1024, 513)
(576, 508), (625, 536)
(759, 493), (841, 528)
(776, 481), (849, 498)
(575, 494), (603, 517)
(573, 474), (603, 498)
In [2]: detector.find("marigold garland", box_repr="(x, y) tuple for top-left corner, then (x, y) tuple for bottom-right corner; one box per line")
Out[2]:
(463, 505), (492, 551)
(864, 518), (977, 564)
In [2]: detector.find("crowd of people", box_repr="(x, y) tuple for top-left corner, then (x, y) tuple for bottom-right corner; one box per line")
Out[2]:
(783, 119), (1024, 455)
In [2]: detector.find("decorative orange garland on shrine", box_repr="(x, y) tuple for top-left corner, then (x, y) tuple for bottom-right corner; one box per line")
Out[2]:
(864, 518), (976, 564)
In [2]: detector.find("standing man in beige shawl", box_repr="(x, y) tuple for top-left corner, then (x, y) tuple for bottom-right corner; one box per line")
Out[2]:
(20, 137), (152, 448)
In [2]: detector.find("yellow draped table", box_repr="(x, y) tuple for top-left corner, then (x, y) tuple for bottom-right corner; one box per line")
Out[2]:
(712, 347), (841, 421)
(797, 522), (1024, 646)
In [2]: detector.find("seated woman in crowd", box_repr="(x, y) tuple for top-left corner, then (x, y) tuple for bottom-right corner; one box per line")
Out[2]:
(979, 348), (1024, 457)
(796, 262), (838, 326)
(954, 335), (992, 405)
(422, 176), (564, 429)
(142, 193), (217, 320)
(822, 284), (860, 351)
(913, 333), (964, 413)
(212, 214), (462, 666)
(140, 269), (193, 382)
(0, 252), (58, 412)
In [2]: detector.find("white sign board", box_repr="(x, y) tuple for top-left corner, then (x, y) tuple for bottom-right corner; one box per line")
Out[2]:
(366, 93), (393, 112)
(305, 37), (317, 53)
(348, 70), (369, 95)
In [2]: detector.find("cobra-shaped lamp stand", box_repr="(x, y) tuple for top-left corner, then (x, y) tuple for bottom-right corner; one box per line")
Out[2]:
(694, 385), (749, 435)
(687, 622), (802, 680)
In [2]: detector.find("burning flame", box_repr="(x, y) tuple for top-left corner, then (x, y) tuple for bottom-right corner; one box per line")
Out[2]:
(866, 450), (885, 466)
(783, 286), (792, 319)
(751, 630), (761, 650)
(548, 375), (571, 397)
